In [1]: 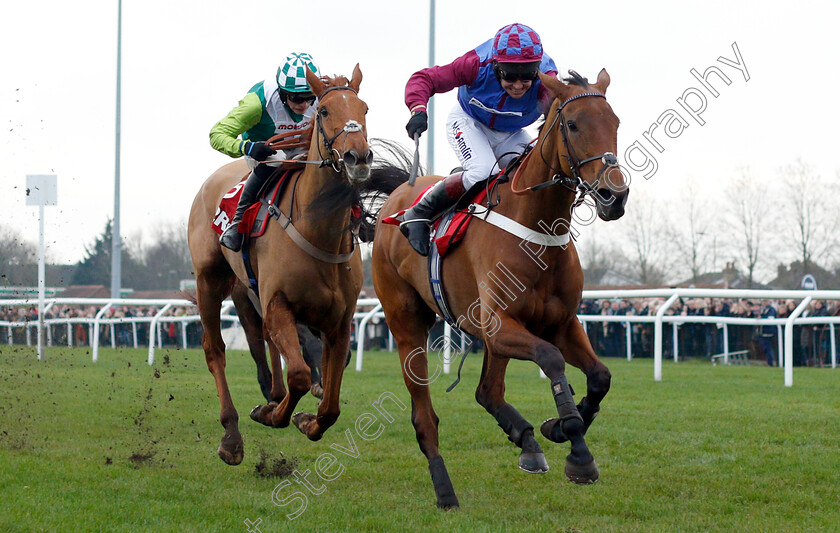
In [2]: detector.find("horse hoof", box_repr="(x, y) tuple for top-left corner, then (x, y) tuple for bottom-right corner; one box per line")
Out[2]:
(310, 383), (324, 399)
(519, 451), (550, 474)
(217, 436), (244, 466)
(540, 418), (569, 444)
(565, 456), (599, 484)
(292, 412), (322, 441)
(250, 403), (279, 426)
(436, 495), (460, 510)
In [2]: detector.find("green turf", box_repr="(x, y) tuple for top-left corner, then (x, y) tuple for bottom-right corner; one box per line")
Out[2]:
(1, 344), (838, 532)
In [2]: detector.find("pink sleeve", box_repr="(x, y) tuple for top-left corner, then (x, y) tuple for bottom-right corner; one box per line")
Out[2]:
(405, 50), (481, 112)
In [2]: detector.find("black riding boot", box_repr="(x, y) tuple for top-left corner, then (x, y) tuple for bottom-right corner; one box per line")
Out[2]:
(219, 164), (272, 252)
(400, 173), (466, 256)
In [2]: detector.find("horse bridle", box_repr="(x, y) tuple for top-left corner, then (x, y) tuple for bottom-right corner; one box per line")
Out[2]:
(534, 91), (619, 207)
(314, 86), (367, 174)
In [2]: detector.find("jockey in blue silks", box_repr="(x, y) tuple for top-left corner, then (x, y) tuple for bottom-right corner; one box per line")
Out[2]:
(401, 23), (558, 256)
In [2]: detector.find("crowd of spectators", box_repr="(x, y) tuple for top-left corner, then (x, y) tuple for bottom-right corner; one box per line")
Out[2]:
(0, 304), (202, 348)
(578, 298), (840, 366)
(3, 298), (839, 366)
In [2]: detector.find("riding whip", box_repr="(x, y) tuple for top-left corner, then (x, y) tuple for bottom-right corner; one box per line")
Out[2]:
(409, 132), (420, 186)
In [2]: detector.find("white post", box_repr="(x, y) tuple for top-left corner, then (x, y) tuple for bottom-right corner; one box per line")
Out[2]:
(673, 323), (680, 362)
(92, 303), (114, 362)
(723, 324), (729, 365)
(784, 297), (811, 387)
(625, 321), (632, 361)
(443, 322), (452, 374)
(355, 303), (382, 371)
(26, 175), (56, 360)
(777, 325), (784, 367)
(148, 304), (173, 365)
(654, 294), (680, 382)
(37, 204), (45, 360)
(830, 323), (836, 369)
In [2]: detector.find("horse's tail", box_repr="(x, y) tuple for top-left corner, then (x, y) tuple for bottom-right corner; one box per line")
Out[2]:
(356, 139), (415, 242)
(181, 290), (197, 305)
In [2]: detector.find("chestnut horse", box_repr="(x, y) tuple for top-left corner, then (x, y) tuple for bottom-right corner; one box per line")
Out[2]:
(189, 66), (382, 465)
(372, 70), (628, 508)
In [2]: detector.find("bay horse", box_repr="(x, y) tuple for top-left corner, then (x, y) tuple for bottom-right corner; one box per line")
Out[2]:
(189, 65), (389, 465)
(372, 69), (628, 508)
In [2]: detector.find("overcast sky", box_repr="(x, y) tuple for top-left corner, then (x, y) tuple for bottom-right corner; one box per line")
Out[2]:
(2, 0), (838, 265)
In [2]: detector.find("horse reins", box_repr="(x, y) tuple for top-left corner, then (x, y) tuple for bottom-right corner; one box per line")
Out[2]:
(511, 91), (618, 208)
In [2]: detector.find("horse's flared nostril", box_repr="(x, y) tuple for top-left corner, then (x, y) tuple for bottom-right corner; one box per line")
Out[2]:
(364, 150), (374, 165)
(343, 150), (358, 167)
(595, 188), (615, 206)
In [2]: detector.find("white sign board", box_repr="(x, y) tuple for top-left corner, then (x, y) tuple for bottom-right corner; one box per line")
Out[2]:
(801, 274), (818, 290)
(26, 174), (57, 206)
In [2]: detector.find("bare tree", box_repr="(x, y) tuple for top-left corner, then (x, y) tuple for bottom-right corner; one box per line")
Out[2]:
(725, 167), (770, 287)
(0, 223), (38, 286)
(128, 221), (192, 290)
(779, 159), (837, 277)
(669, 178), (715, 285)
(617, 189), (671, 285)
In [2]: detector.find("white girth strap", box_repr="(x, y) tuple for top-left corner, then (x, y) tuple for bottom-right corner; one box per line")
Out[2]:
(468, 203), (570, 247)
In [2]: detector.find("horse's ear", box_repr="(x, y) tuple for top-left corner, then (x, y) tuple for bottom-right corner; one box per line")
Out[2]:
(307, 68), (327, 97)
(594, 68), (610, 94)
(538, 71), (570, 101)
(349, 63), (363, 93)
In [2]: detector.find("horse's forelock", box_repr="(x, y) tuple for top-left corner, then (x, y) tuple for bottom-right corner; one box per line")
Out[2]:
(321, 75), (350, 89)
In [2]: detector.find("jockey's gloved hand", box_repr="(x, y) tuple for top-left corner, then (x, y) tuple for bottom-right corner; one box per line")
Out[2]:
(406, 110), (428, 139)
(243, 141), (277, 162)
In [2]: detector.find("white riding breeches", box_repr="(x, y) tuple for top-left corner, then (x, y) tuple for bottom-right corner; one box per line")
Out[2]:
(445, 105), (532, 188)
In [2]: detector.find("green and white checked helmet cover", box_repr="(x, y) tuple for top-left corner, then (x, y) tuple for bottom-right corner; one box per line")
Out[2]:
(276, 52), (319, 93)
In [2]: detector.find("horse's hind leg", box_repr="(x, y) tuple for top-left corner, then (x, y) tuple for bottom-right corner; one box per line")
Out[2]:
(385, 294), (458, 506)
(297, 325), (324, 399)
(475, 350), (549, 473)
(230, 283), (279, 403)
(484, 316), (598, 484)
(554, 318), (611, 436)
(195, 264), (243, 465)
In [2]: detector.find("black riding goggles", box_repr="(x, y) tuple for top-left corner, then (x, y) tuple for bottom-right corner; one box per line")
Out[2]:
(284, 92), (316, 104)
(494, 61), (540, 83)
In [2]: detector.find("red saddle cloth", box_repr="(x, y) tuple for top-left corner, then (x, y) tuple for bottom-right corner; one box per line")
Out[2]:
(383, 180), (493, 257)
(211, 170), (292, 238)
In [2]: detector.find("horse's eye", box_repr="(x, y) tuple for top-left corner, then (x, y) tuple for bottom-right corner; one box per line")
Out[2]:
(567, 120), (578, 132)
(319, 107), (328, 117)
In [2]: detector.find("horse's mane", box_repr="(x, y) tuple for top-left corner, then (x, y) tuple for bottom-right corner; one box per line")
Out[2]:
(307, 139), (412, 243)
(563, 70), (590, 87)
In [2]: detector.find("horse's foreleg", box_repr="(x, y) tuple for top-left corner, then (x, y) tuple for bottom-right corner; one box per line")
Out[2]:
(554, 319), (612, 436)
(484, 317), (598, 484)
(231, 283), (276, 403)
(292, 322), (349, 440)
(196, 272), (243, 465)
(249, 296), (308, 428)
(475, 351), (548, 473)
